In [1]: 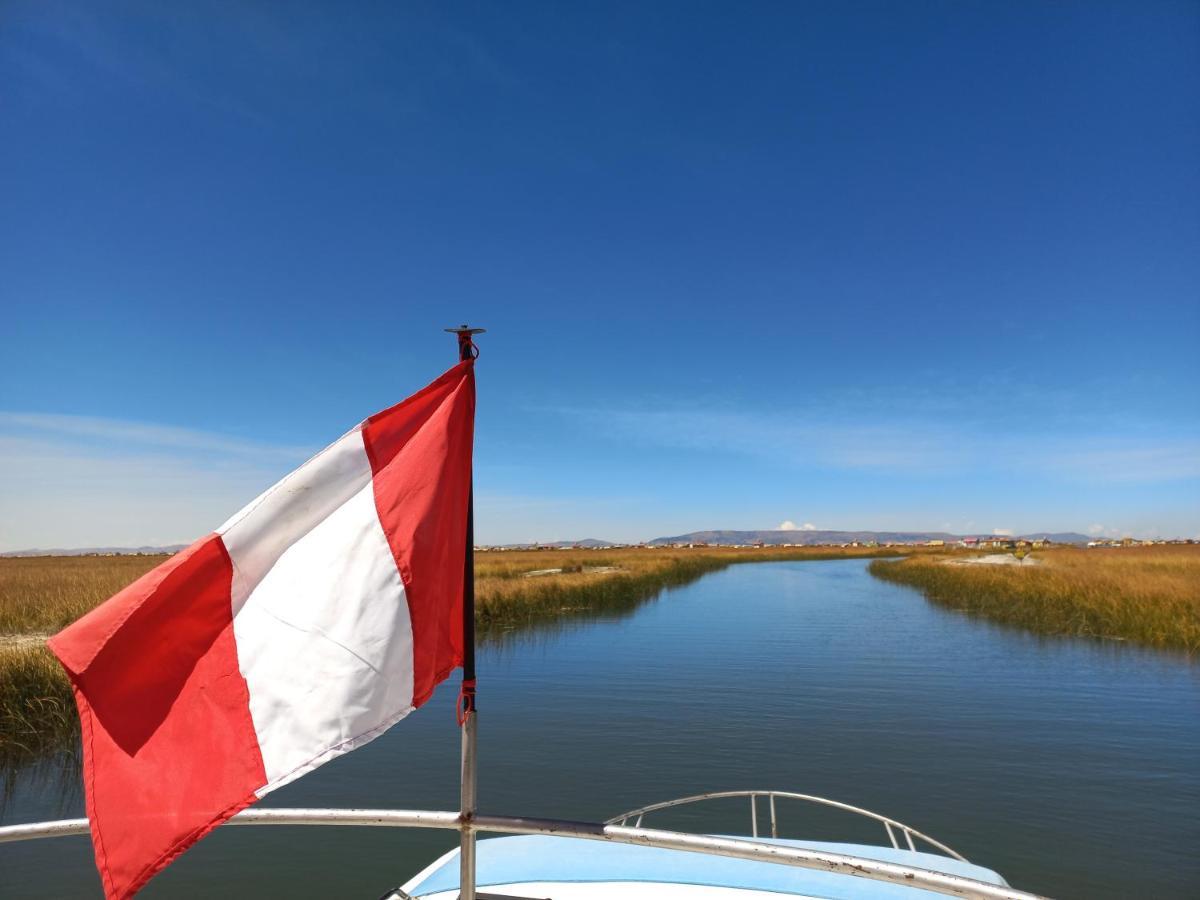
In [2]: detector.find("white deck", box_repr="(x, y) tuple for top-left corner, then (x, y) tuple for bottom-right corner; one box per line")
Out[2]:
(402, 834), (1010, 899)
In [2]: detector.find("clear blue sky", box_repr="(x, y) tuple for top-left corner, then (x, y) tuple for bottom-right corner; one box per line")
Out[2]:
(2, 1), (1198, 550)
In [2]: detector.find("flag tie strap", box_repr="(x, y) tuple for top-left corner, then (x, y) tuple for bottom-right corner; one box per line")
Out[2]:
(456, 678), (477, 726)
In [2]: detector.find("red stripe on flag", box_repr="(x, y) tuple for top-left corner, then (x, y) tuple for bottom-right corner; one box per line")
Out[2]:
(363, 359), (475, 707)
(48, 535), (266, 899)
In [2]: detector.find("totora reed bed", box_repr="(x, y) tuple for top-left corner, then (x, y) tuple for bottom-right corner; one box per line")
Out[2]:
(870, 545), (1200, 653)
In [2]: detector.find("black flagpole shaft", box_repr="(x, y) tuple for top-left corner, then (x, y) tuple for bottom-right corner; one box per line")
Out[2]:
(447, 325), (482, 900)
(459, 331), (476, 697)
(462, 486), (475, 687)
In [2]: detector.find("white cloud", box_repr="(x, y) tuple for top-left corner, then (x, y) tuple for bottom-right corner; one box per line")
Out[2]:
(1087, 524), (1105, 535)
(801, 522), (817, 531)
(778, 520), (798, 531)
(992, 528), (1013, 536)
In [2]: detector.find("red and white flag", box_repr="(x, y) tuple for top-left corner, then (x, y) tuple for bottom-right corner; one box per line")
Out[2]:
(48, 360), (475, 899)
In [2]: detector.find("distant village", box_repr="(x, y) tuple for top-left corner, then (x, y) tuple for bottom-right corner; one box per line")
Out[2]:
(478, 536), (1195, 552)
(5, 536), (1195, 559)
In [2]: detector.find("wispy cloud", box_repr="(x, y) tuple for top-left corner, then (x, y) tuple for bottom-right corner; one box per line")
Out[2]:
(0, 412), (311, 462)
(552, 404), (1200, 484)
(574, 407), (964, 471)
(1036, 444), (1200, 483)
(7, 2), (522, 129)
(0, 412), (313, 552)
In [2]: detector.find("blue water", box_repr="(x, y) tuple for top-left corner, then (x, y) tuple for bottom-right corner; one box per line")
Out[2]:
(3, 560), (1197, 897)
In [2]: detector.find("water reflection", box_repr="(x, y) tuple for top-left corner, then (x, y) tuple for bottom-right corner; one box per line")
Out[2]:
(1, 746), (80, 820)
(477, 585), (682, 650)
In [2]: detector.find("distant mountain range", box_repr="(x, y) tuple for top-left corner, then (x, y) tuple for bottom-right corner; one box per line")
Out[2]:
(0, 531), (1100, 557)
(489, 530), (1093, 549)
(646, 529), (1092, 546)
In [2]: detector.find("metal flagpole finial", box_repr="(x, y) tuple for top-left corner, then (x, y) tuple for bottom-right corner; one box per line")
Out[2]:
(445, 325), (485, 362)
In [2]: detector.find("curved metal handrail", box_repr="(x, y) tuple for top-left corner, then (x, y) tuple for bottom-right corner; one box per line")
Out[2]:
(606, 790), (967, 861)
(0, 807), (1047, 899)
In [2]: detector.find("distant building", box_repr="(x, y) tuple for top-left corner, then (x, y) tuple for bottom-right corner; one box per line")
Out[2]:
(980, 537), (1016, 550)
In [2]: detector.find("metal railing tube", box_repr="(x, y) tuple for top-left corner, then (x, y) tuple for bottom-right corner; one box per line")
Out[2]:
(0, 818), (89, 844)
(0, 808), (1048, 900)
(0, 809), (462, 844)
(885, 820), (900, 850)
(606, 789), (969, 861)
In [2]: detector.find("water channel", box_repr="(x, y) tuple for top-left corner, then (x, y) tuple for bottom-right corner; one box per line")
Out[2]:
(2, 559), (1196, 897)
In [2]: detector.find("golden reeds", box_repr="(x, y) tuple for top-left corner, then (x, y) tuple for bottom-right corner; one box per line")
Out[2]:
(869, 546), (1200, 652)
(0, 645), (78, 769)
(0, 554), (162, 634)
(0, 554), (164, 766)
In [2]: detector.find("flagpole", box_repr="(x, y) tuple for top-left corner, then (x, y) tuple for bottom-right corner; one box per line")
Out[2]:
(446, 325), (483, 900)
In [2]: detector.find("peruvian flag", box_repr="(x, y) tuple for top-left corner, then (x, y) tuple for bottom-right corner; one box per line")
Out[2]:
(48, 360), (475, 899)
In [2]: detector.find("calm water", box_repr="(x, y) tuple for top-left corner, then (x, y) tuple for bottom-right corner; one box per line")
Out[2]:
(2, 560), (1198, 898)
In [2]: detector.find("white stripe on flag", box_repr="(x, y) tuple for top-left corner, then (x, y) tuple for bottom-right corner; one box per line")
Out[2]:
(218, 426), (375, 613)
(221, 428), (415, 790)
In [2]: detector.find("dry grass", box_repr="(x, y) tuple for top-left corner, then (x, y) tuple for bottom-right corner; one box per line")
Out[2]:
(870, 546), (1200, 652)
(0, 554), (163, 635)
(0, 555), (166, 766)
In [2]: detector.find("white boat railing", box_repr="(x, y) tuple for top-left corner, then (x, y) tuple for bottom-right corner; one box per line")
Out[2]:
(607, 789), (967, 860)
(0, 806), (1049, 900)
